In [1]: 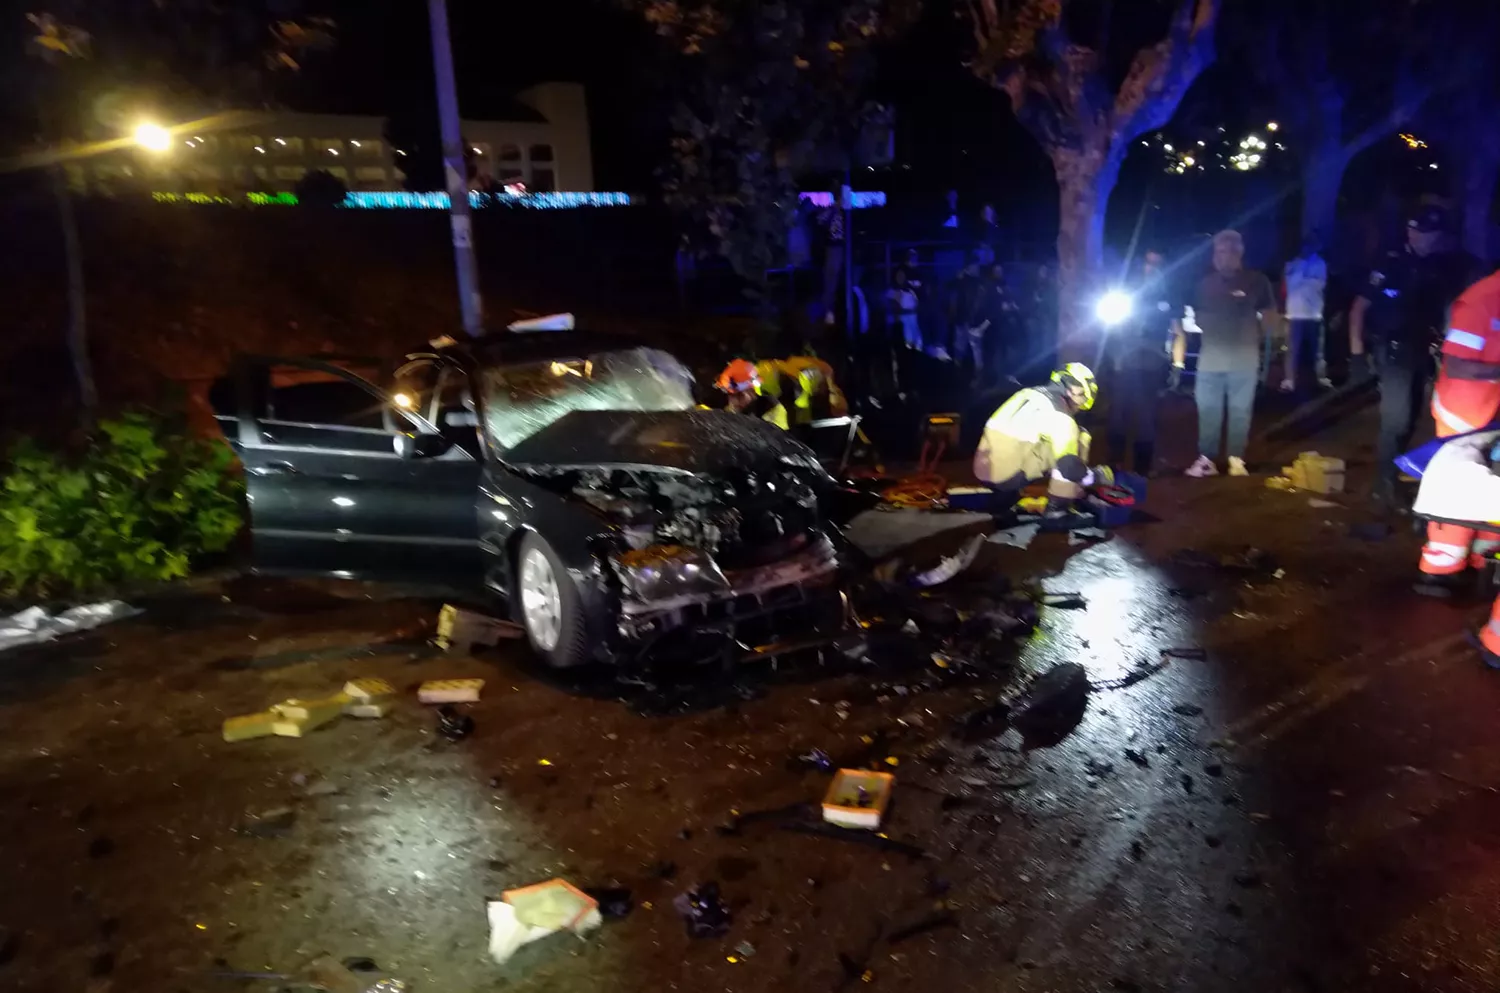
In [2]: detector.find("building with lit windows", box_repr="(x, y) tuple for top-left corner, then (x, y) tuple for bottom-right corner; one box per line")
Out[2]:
(67, 82), (594, 197)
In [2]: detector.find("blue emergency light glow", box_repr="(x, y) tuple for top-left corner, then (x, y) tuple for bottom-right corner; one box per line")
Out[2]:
(798, 191), (887, 209)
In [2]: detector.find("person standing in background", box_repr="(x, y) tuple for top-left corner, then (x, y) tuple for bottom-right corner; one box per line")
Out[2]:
(903, 248), (924, 295)
(1027, 264), (1058, 373)
(948, 254), (985, 377)
(940, 189), (960, 235)
(1349, 206), (1481, 507)
(1282, 235), (1329, 392)
(885, 268), (923, 352)
(977, 262), (1021, 380)
(975, 203), (1002, 265)
(819, 204), (845, 328)
(1107, 249), (1178, 476)
(1179, 230), (1279, 478)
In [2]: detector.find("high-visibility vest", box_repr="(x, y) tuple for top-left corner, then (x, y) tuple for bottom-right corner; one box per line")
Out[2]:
(758, 357), (848, 422)
(982, 387), (1081, 462)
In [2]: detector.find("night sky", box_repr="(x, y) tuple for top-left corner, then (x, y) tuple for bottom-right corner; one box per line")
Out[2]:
(282, 0), (660, 189)
(288, 0), (1443, 257)
(1, 0), (1454, 264)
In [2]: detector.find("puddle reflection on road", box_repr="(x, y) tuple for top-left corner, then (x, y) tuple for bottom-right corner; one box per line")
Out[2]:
(1019, 540), (1209, 738)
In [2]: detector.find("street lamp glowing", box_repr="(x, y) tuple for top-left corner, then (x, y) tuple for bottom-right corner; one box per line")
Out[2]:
(1095, 290), (1134, 327)
(393, 392), (414, 409)
(134, 122), (171, 152)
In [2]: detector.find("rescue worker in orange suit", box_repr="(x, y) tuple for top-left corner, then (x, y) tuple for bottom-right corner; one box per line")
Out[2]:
(714, 359), (789, 429)
(1414, 268), (1500, 599)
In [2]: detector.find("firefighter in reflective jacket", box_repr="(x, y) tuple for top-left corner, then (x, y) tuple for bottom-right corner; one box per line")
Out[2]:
(974, 363), (1099, 510)
(1416, 268), (1500, 599)
(755, 355), (849, 425)
(715, 359), (789, 430)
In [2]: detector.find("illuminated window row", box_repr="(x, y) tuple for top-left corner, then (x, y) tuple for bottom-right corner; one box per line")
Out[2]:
(343, 191), (632, 209)
(150, 191), (633, 209)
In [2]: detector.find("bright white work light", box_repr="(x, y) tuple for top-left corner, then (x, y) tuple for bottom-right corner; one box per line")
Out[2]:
(133, 122), (171, 152)
(1095, 290), (1134, 327)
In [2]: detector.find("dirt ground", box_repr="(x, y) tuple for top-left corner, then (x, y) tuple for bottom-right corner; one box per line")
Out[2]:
(5, 399), (1500, 993)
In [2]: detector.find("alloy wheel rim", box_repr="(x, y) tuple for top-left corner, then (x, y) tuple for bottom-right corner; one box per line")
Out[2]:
(519, 547), (562, 651)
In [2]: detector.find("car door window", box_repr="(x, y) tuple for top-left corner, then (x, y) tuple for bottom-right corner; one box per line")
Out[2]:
(267, 375), (388, 431)
(393, 356), (483, 459)
(243, 358), (441, 458)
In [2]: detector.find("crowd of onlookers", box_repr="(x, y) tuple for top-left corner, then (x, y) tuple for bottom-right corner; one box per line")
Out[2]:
(868, 191), (1059, 387)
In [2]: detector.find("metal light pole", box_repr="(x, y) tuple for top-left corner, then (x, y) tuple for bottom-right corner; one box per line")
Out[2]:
(842, 172), (854, 345)
(427, 0), (484, 336)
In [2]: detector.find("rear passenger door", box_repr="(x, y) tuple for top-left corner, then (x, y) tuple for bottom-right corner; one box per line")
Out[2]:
(225, 355), (483, 589)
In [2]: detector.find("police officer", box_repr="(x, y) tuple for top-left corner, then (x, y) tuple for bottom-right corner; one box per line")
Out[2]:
(1349, 206), (1481, 507)
(1105, 248), (1178, 476)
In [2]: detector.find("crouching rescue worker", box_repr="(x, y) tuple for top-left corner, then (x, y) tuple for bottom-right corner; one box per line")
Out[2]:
(754, 354), (849, 426)
(1415, 268), (1500, 598)
(974, 363), (1099, 513)
(715, 358), (789, 429)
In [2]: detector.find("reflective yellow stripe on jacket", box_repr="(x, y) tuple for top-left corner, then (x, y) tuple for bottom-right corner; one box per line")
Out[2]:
(983, 387), (1081, 461)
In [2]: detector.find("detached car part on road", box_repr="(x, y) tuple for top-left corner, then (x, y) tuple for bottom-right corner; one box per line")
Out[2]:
(212, 332), (851, 667)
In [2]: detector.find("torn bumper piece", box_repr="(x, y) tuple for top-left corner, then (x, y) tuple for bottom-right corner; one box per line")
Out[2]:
(610, 544), (732, 603)
(613, 535), (840, 642)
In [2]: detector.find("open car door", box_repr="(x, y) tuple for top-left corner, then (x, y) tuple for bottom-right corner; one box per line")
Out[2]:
(218, 355), (484, 589)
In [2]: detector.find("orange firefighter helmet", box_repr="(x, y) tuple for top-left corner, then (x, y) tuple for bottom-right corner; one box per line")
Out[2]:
(715, 358), (761, 394)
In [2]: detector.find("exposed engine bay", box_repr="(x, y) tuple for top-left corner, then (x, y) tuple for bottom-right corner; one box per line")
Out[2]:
(518, 464), (825, 571)
(513, 462), (841, 646)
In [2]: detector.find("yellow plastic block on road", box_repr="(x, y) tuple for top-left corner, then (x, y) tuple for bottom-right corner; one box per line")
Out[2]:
(343, 699), (392, 719)
(222, 711), (280, 742)
(271, 696), (346, 736)
(343, 678), (395, 701)
(418, 678), (484, 704)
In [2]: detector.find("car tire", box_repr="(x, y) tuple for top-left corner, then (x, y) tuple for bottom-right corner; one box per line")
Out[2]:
(515, 533), (589, 669)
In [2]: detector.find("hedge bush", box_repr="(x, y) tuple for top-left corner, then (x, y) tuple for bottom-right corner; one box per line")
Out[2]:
(0, 411), (243, 596)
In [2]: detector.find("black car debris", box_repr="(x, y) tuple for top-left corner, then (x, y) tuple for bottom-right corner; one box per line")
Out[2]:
(212, 330), (852, 667)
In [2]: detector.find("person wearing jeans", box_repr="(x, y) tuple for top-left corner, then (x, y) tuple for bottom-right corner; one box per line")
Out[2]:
(1178, 230), (1279, 477)
(1193, 370), (1257, 468)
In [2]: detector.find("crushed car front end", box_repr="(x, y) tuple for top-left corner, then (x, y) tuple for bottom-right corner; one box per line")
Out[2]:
(498, 403), (851, 664)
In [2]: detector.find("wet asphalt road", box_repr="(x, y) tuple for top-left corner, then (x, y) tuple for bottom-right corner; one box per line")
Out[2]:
(2, 462), (1500, 992)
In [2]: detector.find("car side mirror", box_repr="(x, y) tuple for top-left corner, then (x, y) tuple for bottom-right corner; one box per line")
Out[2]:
(393, 432), (451, 460)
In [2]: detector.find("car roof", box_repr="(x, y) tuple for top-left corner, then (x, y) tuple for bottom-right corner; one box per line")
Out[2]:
(461, 329), (654, 366)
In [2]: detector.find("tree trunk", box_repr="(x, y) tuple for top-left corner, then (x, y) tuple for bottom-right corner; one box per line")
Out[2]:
(1459, 146), (1500, 263)
(50, 166), (97, 422)
(1052, 146), (1122, 361)
(1300, 141), (1350, 244)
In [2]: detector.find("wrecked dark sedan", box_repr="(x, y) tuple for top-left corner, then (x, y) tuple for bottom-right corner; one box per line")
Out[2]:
(213, 331), (849, 667)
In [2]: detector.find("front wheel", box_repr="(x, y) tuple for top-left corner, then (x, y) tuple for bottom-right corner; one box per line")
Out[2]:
(516, 534), (589, 668)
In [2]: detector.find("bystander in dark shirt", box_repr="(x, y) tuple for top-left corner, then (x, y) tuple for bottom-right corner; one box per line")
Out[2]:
(949, 271), (983, 329)
(1193, 269), (1277, 373)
